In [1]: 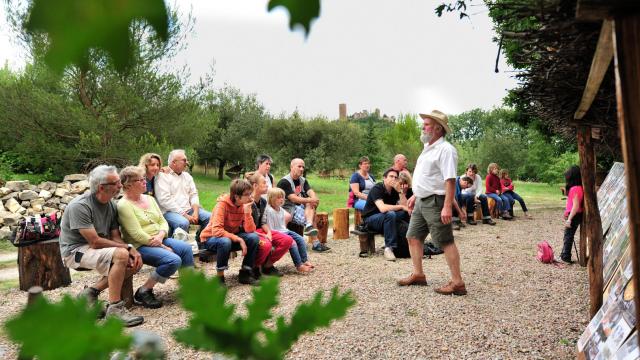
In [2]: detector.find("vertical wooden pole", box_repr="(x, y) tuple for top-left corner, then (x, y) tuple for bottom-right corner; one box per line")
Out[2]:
(316, 212), (329, 244)
(577, 125), (604, 316)
(332, 208), (350, 240)
(613, 14), (640, 337)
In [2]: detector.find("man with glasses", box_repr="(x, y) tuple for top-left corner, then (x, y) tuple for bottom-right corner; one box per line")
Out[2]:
(155, 149), (211, 242)
(59, 165), (144, 327)
(361, 168), (409, 261)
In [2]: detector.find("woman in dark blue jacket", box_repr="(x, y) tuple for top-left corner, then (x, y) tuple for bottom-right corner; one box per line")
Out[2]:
(348, 156), (376, 210)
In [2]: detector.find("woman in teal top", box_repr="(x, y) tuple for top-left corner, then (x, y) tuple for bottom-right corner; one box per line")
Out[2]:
(118, 166), (194, 309)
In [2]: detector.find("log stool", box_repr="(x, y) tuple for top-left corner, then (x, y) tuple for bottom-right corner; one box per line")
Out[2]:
(354, 209), (363, 226)
(332, 208), (350, 240)
(316, 212), (329, 244)
(350, 228), (376, 257)
(473, 206), (483, 221)
(487, 198), (500, 218)
(18, 239), (71, 291)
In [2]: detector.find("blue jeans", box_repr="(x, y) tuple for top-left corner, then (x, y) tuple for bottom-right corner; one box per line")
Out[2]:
(503, 191), (528, 212)
(164, 208), (211, 241)
(364, 210), (409, 249)
(461, 193), (491, 218)
(285, 229), (308, 266)
(486, 193), (511, 212)
(354, 199), (366, 211)
(203, 232), (259, 271)
(137, 238), (194, 282)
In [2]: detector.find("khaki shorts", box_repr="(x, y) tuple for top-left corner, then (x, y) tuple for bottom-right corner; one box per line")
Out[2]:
(406, 195), (454, 249)
(63, 245), (116, 277)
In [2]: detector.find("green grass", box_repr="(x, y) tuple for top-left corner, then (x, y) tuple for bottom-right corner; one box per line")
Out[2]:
(513, 181), (565, 210)
(0, 240), (17, 253)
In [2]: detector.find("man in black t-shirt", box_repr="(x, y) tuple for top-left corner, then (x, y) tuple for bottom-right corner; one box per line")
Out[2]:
(277, 158), (329, 252)
(362, 168), (409, 261)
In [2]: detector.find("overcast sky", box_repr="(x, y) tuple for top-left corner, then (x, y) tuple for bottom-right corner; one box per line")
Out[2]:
(0, 0), (517, 119)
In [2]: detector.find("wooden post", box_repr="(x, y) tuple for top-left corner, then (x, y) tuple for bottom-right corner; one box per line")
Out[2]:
(27, 286), (43, 306)
(613, 13), (640, 336)
(354, 209), (362, 226)
(332, 208), (349, 240)
(579, 218), (588, 266)
(18, 240), (71, 291)
(487, 198), (499, 218)
(122, 276), (134, 309)
(577, 125), (604, 316)
(473, 206), (482, 221)
(316, 212), (329, 244)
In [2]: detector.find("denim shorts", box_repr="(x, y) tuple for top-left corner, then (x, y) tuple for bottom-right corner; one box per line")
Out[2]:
(406, 195), (454, 248)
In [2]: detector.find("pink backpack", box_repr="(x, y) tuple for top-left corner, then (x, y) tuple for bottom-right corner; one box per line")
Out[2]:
(537, 241), (555, 263)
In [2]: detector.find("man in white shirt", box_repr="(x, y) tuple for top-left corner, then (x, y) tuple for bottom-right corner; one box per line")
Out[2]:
(398, 110), (467, 296)
(155, 149), (211, 241)
(460, 163), (495, 225)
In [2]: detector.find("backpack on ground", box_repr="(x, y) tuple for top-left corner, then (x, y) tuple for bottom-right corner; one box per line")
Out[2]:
(393, 220), (410, 258)
(536, 240), (555, 263)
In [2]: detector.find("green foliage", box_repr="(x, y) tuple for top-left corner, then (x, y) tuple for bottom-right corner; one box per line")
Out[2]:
(268, 0), (321, 36)
(380, 114), (422, 172)
(4, 296), (131, 360)
(174, 270), (355, 360)
(25, 0), (169, 72)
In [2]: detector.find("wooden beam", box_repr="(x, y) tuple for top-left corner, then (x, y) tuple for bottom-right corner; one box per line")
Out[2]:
(574, 20), (614, 120)
(577, 0), (640, 21)
(577, 125), (604, 316)
(612, 13), (640, 342)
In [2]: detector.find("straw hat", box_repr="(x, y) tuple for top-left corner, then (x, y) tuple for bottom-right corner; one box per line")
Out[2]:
(419, 110), (451, 135)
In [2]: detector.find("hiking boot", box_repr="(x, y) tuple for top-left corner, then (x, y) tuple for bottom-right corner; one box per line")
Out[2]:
(304, 225), (318, 236)
(482, 218), (496, 225)
(134, 288), (162, 309)
(466, 219), (477, 225)
(452, 222), (461, 230)
(384, 247), (396, 261)
(501, 212), (512, 220)
(252, 267), (262, 279)
(434, 282), (467, 296)
(459, 221), (466, 228)
(398, 273), (428, 286)
(238, 269), (258, 285)
(218, 275), (226, 286)
(262, 266), (283, 277)
(105, 300), (144, 327)
(312, 243), (331, 252)
(78, 286), (101, 304)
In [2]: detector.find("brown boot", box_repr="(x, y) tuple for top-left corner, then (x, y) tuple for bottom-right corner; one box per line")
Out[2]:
(434, 281), (467, 296)
(398, 273), (428, 286)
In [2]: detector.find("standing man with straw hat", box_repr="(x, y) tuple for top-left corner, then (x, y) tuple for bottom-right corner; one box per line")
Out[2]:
(397, 110), (467, 296)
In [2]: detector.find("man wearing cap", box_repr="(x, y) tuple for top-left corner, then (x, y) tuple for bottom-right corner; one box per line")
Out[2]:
(398, 110), (467, 296)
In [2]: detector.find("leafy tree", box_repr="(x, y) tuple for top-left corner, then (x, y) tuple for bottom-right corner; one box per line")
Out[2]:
(380, 114), (422, 172)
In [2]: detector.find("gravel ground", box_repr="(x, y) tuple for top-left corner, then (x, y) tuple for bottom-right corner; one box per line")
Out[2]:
(0, 209), (589, 359)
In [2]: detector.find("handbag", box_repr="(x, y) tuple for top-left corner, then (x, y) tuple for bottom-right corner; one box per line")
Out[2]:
(10, 212), (61, 247)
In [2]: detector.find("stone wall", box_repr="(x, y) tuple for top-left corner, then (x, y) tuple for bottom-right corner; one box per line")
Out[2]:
(0, 174), (89, 240)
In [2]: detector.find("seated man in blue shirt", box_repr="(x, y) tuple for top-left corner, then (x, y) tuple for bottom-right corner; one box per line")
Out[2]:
(361, 168), (410, 261)
(452, 175), (474, 230)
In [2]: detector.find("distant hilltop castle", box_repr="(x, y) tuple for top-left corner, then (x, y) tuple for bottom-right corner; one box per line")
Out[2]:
(338, 103), (396, 122)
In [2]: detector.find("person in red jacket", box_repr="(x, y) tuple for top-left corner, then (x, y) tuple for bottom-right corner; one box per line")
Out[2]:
(499, 169), (530, 218)
(485, 163), (512, 220)
(200, 179), (260, 285)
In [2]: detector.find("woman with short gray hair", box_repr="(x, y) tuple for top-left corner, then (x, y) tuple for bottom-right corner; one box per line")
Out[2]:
(117, 166), (194, 308)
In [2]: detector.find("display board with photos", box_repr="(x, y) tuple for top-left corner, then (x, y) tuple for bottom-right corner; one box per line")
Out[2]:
(578, 162), (638, 359)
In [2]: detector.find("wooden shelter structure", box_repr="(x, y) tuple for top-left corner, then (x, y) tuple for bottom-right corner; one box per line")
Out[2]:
(572, 0), (640, 342)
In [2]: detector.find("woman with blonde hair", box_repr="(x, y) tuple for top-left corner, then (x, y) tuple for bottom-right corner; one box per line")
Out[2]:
(138, 153), (162, 197)
(117, 166), (194, 308)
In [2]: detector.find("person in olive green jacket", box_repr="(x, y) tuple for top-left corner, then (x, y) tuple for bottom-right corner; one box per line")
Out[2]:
(118, 166), (194, 309)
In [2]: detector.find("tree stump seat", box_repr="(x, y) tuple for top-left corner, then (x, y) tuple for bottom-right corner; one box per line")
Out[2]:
(350, 228), (381, 257)
(487, 198), (500, 218)
(18, 239), (71, 291)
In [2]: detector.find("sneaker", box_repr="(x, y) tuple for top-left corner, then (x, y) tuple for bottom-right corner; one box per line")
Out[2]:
(501, 212), (513, 220)
(384, 247), (396, 261)
(556, 257), (574, 265)
(304, 225), (318, 237)
(105, 300), (144, 327)
(78, 286), (100, 304)
(238, 269), (258, 285)
(482, 218), (496, 225)
(466, 219), (477, 225)
(312, 243), (331, 252)
(262, 266), (283, 277)
(134, 288), (162, 309)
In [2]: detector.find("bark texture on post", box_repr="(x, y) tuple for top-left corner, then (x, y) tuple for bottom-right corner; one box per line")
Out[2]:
(577, 125), (604, 316)
(613, 13), (640, 337)
(18, 240), (71, 291)
(332, 208), (350, 240)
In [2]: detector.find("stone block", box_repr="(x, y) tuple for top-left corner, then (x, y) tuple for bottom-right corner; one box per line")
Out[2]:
(1, 192), (18, 201)
(45, 197), (60, 206)
(59, 204), (67, 211)
(0, 187), (11, 196)
(31, 204), (44, 212)
(5, 180), (30, 192)
(39, 190), (52, 200)
(0, 211), (22, 226)
(43, 207), (58, 214)
(61, 195), (75, 204)
(70, 180), (89, 194)
(0, 226), (12, 240)
(54, 188), (69, 197)
(30, 198), (45, 207)
(5, 198), (21, 213)
(57, 181), (71, 191)
(64, 174), (87, 182)
(38, 181), (57, 191)
(19, 190), (39, 201)
(21, 201), (30, 208)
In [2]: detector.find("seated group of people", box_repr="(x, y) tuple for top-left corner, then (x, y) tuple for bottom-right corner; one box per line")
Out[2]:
(58, 150), (327, 327)
(347, 155), (530, 260)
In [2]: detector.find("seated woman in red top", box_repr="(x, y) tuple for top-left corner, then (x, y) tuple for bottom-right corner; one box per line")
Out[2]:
(559, 165), (583, 264)
(499, 169), (530, 218)
(485, 163), (512, 220)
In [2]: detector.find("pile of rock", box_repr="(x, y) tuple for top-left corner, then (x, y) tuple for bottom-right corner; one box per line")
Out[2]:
(0, 174), (89, 240)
